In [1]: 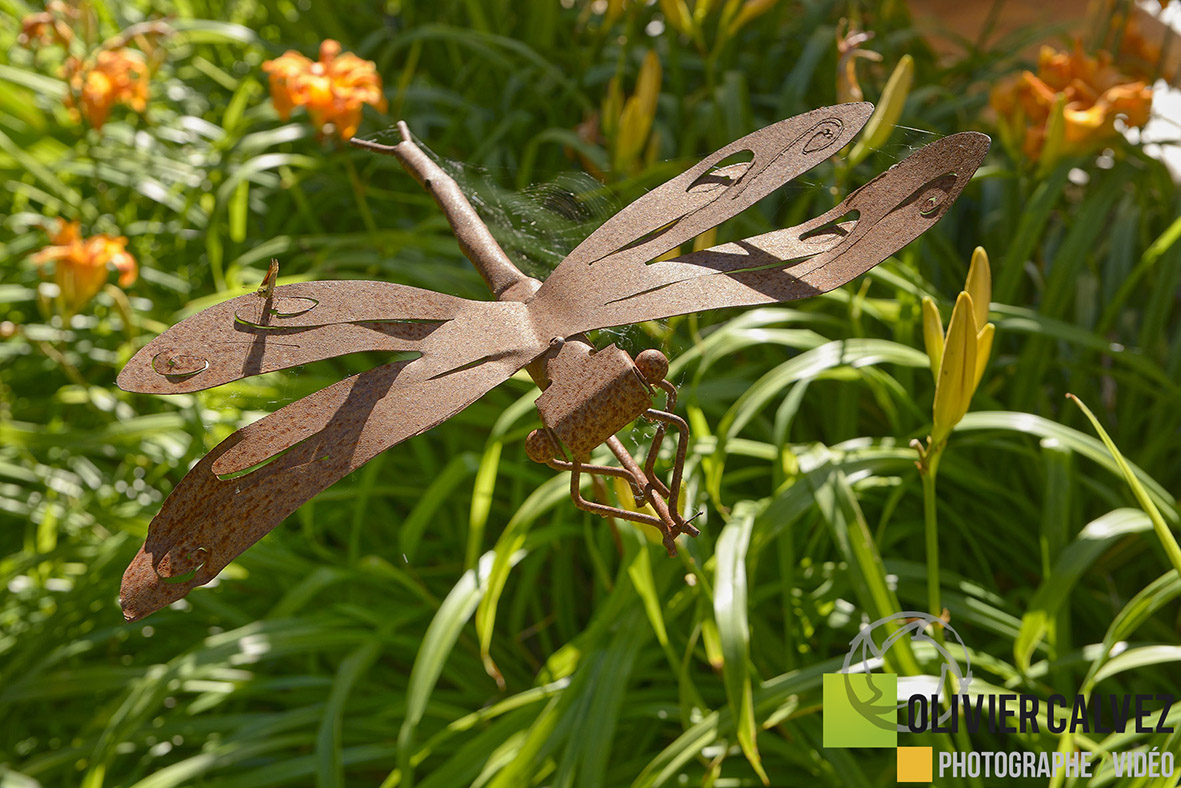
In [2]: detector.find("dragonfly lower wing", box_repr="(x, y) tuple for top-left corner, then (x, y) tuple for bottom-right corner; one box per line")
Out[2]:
(118, 346), (535, 621)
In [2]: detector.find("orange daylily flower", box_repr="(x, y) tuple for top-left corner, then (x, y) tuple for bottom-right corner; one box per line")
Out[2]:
(18, 13), (71, 48)
(33, 220), (138, 315)
(17, 1), (79, 49)
(990, 44), (1152, 165)
(836, 21), (881, 104)
(1118, 11), (1180, 84)
(64, 48), (150, 130)
(262, 40), (387, 140)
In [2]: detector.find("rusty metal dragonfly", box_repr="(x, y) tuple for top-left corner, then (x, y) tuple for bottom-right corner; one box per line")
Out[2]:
(115, 103), (989, 620)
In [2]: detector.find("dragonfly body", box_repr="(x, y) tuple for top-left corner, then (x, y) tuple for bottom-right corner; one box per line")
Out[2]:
(116, 106), (989, 620)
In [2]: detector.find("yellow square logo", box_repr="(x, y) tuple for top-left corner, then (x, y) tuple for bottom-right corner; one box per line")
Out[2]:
(897, 746), (933, 783)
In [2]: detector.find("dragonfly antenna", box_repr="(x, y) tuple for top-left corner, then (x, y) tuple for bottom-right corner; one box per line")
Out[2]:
(350, 122), (536, 301)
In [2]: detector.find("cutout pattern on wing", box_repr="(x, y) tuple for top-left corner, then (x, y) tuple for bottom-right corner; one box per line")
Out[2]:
(116, 280), (549, 620)
(530, 103), (873, 320)
(117, 281), (530, 394)
(118, 345), (535, 621)
(528, 132), (990, 335)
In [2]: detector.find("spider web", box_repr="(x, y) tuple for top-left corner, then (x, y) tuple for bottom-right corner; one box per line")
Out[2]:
(420, 122), (946, 276)
(388, 122), (947, 351)
(232, 122), (952, 429)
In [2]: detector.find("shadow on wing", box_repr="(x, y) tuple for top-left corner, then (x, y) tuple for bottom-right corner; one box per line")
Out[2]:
(118, 283), (546, 620)
(529, 104), (874, 317)
(531, 131), (990, 333)
(116, 281), (507, 394)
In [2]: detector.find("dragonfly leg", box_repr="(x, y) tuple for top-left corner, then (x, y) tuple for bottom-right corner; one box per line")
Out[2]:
(605, 436), (688, 556)
(547, 456), (645, 507)
(527, 425), (645, 504)
(642, 408), (694, 537)
(563, 456), (671, 539)
(525, 426), (692, 555)
(641, 378), (680, 499)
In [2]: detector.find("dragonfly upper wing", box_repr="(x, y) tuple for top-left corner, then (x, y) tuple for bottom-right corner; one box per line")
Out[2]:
(529, 131), (989, 335)
(117, 281), (516, 394)
(553, 103), (872, 271)
(118, 283), (544, 620)
(530, 103), (871, 311)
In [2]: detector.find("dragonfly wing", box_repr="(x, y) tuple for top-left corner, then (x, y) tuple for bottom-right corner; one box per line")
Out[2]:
(117, 280), (519, 394)
(531, 132), (989, 333)
(119, 340), (538, 621)
(531, 104), (872, 315)
(118, 283), (546, 620)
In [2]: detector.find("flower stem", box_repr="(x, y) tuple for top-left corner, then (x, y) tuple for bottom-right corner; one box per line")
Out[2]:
(923, 471), (939, 607)
(344, 155), (378, 235)
(920, 444), (944, 641)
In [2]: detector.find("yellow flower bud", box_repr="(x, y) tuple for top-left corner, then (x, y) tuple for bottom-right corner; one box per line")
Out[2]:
(921, 296), (944, 378)
(725, 0), (779, 39)
(612, 474), (657, 518)
(848, 54), (913, 166)
(611, 51), (662, 173)
(931, 292), (978, 445)
(924, 246), (995, 448)
(659, 0), (694, 36)
(973, 322), (995, 391)
(965, 246), (991, 330)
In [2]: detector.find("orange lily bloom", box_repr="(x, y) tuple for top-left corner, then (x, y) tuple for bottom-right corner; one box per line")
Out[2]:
(17, 0), (79, 48)
(262, 40), (387, 140)
(33, 220), (138, 315)
(990, 44), (1152, 165)
(64, 48), (151, 130)
(1118, 11), (1180, 85)
(18, 12), (72, 48)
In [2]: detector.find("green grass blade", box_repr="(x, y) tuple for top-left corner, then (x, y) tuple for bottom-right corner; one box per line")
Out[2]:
(317, 641), (381, 788)
(476, 474), (570, 686)
(1014, 508), (1152, 673)
(714, 500), (767, 784)
(399, 552), (504, 788)
(1067, 394), (1181, 580)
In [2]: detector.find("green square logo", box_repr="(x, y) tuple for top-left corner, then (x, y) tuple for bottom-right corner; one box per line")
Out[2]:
(823, 673), (898, 748)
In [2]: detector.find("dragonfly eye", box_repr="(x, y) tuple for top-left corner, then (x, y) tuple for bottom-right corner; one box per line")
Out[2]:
(635, 349), (669, 384)
(525, 429), (561, 464)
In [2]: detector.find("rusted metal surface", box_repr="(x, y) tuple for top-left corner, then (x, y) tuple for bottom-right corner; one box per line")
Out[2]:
(534, 341), (652, 459)
(528, 130), (991, 335)
(351, 122), (530, 298)
(117, 103), (990, 620)
(530, 341), (697, 554)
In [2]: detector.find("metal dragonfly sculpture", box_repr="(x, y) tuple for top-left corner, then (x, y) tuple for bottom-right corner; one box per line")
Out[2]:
(116, 103), (989, 620)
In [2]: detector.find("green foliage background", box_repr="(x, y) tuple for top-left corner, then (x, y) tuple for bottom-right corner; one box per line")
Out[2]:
(2, 1), (1180, 786)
